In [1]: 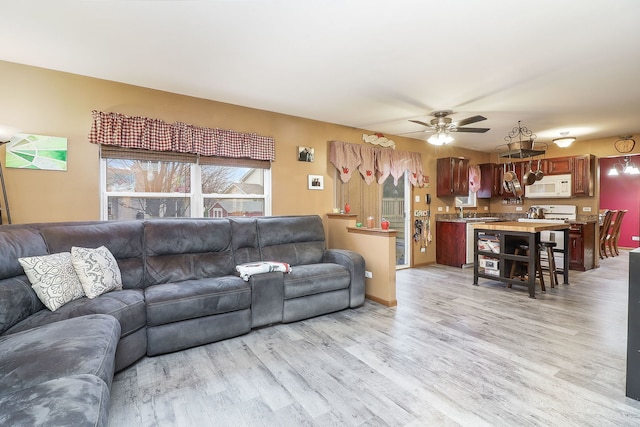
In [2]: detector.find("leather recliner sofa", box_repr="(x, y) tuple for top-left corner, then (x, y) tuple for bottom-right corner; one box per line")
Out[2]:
(0, 215), (365, 427)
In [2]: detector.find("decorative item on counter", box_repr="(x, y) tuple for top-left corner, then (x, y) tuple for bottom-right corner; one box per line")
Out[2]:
(381, 218), (390, 230)
(366, 216), (374, 228)
(356, 222), (362, 227)
(344, 203), (351, 214)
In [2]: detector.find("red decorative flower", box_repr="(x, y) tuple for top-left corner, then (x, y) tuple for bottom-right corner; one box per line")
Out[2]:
(342, 167), (349, 174)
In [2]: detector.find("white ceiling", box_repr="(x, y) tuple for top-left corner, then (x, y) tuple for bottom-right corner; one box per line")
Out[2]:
(2, 0), (640, 152)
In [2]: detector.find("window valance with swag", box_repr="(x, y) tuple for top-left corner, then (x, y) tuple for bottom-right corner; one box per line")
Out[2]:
(329, 140), (425, 187)
(89, 110), (275, 161)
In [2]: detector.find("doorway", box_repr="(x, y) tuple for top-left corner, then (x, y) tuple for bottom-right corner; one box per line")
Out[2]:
(382, 173), (410, 268)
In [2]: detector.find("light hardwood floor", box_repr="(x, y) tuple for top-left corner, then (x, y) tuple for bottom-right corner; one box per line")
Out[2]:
(108, 250), (640, 426)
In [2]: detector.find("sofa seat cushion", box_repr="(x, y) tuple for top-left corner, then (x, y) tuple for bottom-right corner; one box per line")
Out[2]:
(145, 276), (250, 327)
(283, 263), (350, 300)
(4, 289), (146, 339)
(0, 314), (120, 394)
(0, 374), (110, 427)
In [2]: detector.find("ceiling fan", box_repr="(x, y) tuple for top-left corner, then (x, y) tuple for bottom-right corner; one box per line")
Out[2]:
(408, 110), (490, 145)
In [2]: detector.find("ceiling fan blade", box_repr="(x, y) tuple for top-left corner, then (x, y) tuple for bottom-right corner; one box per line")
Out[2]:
(409, 119), (434, 127)
(398, 129), (435, 135)
(455, 115), (487, 127)
(451, 127), (490, 133)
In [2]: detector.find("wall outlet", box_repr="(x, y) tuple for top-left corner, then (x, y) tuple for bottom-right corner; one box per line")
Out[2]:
(420, 247), (426, 253)
(484, 206), (489, 211)
(365, 271), (373, 278)
(633, 236), (640, 242)
(583, 206), (592, 212)
(446, 206), (450, 212)
(415, 195), (420, 203)
(438, 207), (443, 212)
(516, 206), (523, 211)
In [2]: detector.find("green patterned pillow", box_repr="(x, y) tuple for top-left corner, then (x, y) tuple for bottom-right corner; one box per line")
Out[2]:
(18, 252), (85, 311)
(71, 246), (123, 299)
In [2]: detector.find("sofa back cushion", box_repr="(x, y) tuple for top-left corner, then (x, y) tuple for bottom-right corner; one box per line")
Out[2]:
(0, 228), (49, 334)
(144, 219), (235, 285)
(40, 221), (145, 289)
(257, 215), (326, 266)
(229, 217), (261, 265)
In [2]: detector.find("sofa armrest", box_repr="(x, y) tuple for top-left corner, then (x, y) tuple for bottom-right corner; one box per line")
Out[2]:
(322, 249), (365, 308)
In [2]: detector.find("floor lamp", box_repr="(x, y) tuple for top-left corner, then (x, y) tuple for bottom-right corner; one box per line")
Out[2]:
(0, 126), (19, 225)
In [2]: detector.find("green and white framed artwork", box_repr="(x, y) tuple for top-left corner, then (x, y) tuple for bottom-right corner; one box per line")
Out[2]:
(6, 134), (68, 171)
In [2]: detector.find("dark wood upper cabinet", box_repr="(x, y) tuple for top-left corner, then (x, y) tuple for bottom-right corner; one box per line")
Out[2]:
(572, 154), (595, 197)
(478, 163), (499, 199)
(546, 156), (573, 175)
(437, 157), (469, 197)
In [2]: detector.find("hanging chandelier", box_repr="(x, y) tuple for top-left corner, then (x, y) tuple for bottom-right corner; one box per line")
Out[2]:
(608, 156), (640, 176)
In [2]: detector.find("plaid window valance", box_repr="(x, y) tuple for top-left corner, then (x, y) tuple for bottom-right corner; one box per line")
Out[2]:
(89, 110), (275, 161)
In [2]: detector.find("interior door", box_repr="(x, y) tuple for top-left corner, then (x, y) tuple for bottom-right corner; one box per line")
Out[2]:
(382, 173), (410, 268)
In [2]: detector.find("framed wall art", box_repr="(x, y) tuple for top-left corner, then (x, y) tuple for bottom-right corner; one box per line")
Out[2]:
(308, 174), (324, 190)
(298, 146), (314, 162)
(6, 134), (68, 171)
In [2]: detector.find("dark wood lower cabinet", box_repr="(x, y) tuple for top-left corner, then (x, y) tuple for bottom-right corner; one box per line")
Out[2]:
(568, 222), (596, 271)
(436, 221), (466, 268)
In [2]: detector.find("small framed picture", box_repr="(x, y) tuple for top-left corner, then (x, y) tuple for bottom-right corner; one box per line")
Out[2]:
(308, 174), (324, 190)
(298, 146), (314, 162)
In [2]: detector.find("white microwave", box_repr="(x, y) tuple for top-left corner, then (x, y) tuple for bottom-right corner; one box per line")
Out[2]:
(524, 174), (572, 198)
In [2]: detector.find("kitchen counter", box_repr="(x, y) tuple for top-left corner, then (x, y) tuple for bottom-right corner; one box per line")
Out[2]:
(473, 222), (570, 298)
(436, 217), (504, 223)
(472, 221), (570, 232)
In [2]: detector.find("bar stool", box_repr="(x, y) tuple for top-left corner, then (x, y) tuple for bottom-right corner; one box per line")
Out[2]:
(508, 244), (546, 292)
(539, 241), (558, 288)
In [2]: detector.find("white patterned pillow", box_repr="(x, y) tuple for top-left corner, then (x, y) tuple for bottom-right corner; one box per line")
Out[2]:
(18, 252), (85, 311)
(71, 246), (123, 299)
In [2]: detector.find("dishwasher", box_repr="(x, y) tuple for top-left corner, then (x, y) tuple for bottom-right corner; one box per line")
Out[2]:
(465, 222), (485, 267)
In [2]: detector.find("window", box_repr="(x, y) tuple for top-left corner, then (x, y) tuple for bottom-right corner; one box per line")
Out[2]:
(101, 147), (271, 220)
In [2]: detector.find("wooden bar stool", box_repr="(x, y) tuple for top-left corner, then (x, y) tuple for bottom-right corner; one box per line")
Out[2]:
(508, 244), (546, 292)
(539, 241), (558, 288)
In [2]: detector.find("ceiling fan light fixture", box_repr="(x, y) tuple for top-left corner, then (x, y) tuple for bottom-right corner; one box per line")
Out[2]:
(428, 131), (453, 146)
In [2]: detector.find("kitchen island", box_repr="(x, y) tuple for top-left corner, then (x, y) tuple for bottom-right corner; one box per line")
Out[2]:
(473, 221), (570, 298)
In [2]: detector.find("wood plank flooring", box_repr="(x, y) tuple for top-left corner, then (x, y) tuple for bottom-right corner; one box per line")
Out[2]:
(108, 250), (640, 426)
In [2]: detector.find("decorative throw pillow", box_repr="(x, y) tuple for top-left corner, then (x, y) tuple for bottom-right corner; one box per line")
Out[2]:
(18, 252), (85, 311)
(71, 246), (123, 299)
(236, 261), (292, 281)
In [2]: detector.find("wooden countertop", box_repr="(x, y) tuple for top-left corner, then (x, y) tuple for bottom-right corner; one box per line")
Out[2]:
(471, 221), (570, 232)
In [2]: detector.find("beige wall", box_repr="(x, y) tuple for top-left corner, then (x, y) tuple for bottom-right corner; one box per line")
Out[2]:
(0, 60), (635, 266)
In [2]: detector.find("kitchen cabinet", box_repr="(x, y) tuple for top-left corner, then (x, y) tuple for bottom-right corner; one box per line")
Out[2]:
(436, 221), (466, 267)
(437, 157), (469, 196)
(568, 221), (596, 271)
(546, 156), (573, 175)
(572, 154), (595, 197)
(478, 163), (501, 198)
